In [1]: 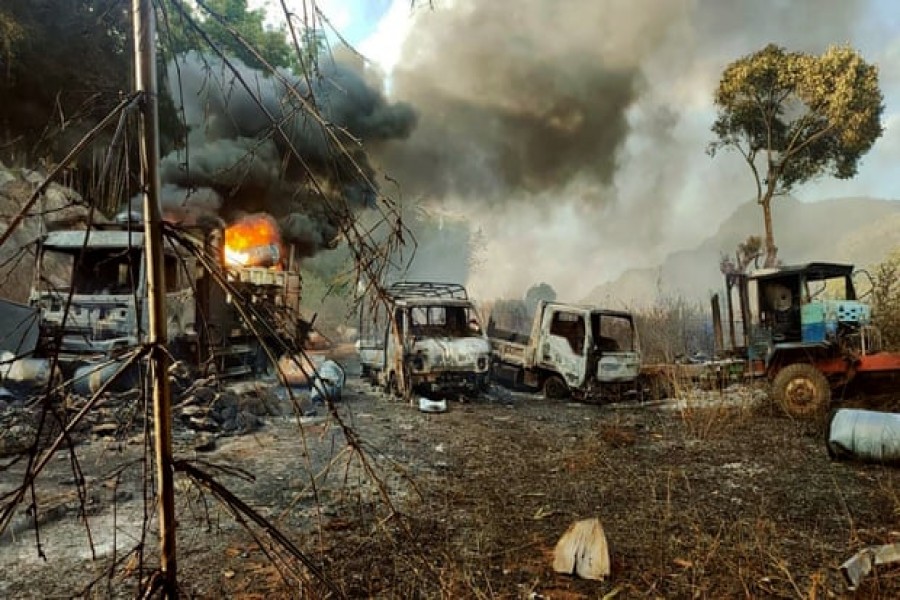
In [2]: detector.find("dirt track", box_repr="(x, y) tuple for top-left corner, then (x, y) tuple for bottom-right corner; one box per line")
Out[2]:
(1, 375), (898, 599)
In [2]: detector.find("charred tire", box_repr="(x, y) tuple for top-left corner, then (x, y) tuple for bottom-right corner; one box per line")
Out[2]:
(543, 375), (569, 399)
(771, 363), (831, 419)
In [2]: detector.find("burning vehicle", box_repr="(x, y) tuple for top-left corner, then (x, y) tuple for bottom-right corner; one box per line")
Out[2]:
(3, 212), (305, 392)
(357, 282), (492, 398)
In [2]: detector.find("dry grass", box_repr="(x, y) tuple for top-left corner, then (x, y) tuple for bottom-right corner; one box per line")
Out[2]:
(3, 385), (898, 599)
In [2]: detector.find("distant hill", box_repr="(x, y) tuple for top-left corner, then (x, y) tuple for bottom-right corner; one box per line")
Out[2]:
(582, 196), (900, 308)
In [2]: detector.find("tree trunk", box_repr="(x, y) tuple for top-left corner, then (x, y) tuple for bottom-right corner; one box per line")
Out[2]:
(761, 196), (778, 267)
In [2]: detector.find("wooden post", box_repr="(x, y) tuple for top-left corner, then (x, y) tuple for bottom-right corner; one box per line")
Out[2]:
(133, 0), (178, 596)
(738, 275), (751, 350)
(725, 276), (737, 349)
(711, 293), (724, 356)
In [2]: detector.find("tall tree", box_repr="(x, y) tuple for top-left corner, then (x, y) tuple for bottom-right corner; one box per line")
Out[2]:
(0, 7), (24, 79)
(709, 44), (884, 267)
(0, 1), (302, 169)
(0, 1), (132, 166)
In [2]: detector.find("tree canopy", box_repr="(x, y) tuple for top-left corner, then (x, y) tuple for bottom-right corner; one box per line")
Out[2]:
(709, 44), (884, 267)
(160, 0), (297, 72)
(0, 0), (304, 168)
(0, 1), (132, 166)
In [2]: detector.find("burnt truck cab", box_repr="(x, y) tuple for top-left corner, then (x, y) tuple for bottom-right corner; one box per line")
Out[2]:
(725, 262), (900, 417)
(358, 282), (491, 399)
(21, 219), (304, 391)
(29, 228), (197, 372)
(489, 301), (642, 400)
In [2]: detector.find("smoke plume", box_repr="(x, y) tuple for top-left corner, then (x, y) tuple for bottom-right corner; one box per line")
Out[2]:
(373, 0), (882, 301)
(160, 50), (416, 256)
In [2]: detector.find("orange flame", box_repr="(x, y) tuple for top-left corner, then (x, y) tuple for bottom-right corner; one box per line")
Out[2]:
(223, 214), (283, 267)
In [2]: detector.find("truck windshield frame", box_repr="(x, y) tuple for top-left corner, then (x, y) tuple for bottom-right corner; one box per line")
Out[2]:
(38, 247), (143, 296)
(408, 304), (481, 339)
(591, 312), (635, 353)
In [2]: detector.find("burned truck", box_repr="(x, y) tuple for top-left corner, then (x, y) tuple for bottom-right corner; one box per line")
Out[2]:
(9, 214), (304, 392)
(357, 282), (492, 399)
(488, 301), (642, 400)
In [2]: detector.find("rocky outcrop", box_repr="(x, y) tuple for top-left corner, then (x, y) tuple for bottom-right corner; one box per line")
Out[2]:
(0, 162), (96, 303)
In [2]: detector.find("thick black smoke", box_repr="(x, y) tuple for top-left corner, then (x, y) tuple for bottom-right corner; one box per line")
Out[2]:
(369, 0), (877, 300)
(160, 50), (416, 256)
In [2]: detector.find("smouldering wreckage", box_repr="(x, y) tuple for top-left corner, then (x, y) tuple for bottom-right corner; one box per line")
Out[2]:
(2, 220), (900, 594)
(488, 300), (642, 401)
(357, 282), (492, 406)
(0, 212), (335, 399)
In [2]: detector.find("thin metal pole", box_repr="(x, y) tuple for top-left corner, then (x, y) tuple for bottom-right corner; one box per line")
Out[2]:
(132, 0), (178, 596)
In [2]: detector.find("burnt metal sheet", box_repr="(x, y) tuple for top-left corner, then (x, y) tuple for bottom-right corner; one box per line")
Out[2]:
(0, 298), (39, 355)
(386, 281), (468, 300)
(43, 230), (145, 249)
(750, 262), (854, 281)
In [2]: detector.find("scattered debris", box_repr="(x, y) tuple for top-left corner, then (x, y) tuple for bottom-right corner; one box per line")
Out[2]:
(552, 517), (611, 580)
(310, 360), (346, 405)
(840, 542), (900, 590)
(418, 397), (447, 413)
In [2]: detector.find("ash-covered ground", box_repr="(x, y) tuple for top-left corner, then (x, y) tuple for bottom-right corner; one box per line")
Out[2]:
(1, 362), (898, 599)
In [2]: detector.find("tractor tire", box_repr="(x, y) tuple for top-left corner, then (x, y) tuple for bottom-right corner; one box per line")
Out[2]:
(543, 375), (569, 399)
(771, 363), (831, 419)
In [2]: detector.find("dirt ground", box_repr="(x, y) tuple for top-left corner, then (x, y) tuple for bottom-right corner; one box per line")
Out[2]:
(1, 367), (899, 599)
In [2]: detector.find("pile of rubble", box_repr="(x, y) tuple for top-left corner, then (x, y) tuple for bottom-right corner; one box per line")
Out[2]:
(173, 377), (297, 435)
(0, 375), (309, 458)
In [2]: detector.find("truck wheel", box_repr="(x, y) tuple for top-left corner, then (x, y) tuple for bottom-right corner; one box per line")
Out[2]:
(771, 363), (831, 418)
(543, 375), (569, 399)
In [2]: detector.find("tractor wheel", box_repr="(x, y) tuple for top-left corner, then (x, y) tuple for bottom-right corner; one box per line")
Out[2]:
(543, 375), (569, 399)
(771, 363), (831, 418)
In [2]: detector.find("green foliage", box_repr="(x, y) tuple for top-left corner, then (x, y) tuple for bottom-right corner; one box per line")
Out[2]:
(162, 0), (297, 72)
(710, 44), (884, 266)
(870, 249), (900, 351)
(720, 235), (763, 275)
(0, 1), (132, 166)
(0, 0), (304, 169)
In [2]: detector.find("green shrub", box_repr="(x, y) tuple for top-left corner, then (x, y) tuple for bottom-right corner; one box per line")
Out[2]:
(870, 248), (900, 350)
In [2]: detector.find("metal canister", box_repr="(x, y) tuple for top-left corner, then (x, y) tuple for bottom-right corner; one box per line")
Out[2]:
(827, 408), (900, 464)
